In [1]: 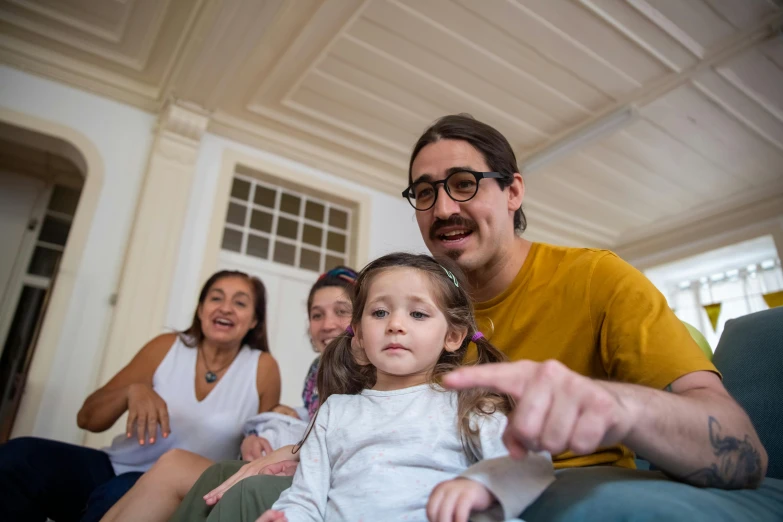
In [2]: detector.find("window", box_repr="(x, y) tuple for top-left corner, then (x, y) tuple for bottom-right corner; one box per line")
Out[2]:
(646, 236), (783, 349)
(220, 174), (353, 273)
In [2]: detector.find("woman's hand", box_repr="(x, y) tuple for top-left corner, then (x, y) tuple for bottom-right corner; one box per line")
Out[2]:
(256, 510), (287, 522)
(241, 434), (274, 461)
(260, 460), (299, 476)
(271, 404), (300, 419)
(126, 383), (170, 444)
(427, 478), (496, 522)
(204, 445), (299, 505)
(77, 334), (173, 434)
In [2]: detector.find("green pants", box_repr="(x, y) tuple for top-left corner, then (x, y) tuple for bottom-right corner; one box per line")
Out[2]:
(171, 461), (783, 522)
(168, 460), (293, 522)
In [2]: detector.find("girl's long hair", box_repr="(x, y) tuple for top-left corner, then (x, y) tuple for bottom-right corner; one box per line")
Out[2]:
(296, 252), (512, 456)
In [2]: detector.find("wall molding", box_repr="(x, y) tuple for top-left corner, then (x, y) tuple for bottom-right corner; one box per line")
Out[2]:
(617, 193), (783, 269)
(92, 101), (209, 423)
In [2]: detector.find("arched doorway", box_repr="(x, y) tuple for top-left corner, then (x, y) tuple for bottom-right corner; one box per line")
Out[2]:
(0, 121), (86, 442)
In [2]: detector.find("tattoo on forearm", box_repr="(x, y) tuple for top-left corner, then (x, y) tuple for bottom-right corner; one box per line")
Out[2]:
(684, 416), (762, 489)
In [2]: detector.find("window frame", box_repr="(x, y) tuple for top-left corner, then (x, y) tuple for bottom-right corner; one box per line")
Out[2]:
(221, 173), (354, 273)
(200, 149), (371, 287)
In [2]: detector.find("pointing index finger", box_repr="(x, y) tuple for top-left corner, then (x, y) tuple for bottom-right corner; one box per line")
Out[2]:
(442, 361), (529, 398)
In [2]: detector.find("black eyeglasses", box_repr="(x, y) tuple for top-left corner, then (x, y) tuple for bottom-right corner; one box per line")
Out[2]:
(402, 170), (508, 211)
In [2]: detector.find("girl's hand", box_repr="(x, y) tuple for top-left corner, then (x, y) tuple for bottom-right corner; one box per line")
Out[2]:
(255, 509), (287, 522)
(204, 446), (298, 505)
(271, 404), (300, 419)
(126, 383), (170, 444)
(427, 478), (496, 522)
(241, 434), (273, 461)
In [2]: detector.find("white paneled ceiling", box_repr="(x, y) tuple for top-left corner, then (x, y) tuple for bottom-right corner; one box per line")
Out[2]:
(1, 0), (782, 262)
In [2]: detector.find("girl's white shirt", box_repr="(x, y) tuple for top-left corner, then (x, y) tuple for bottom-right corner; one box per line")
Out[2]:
(272, 384), (554, 521)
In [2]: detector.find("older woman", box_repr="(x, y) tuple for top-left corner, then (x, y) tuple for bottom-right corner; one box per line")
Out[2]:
(99, 266), (358, 522)
(0, 270), (280, 522)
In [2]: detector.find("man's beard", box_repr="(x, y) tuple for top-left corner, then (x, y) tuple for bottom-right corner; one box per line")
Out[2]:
(444, 248), (462, 261)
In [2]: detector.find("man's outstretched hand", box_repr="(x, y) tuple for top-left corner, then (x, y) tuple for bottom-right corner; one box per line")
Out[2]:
(444, 360), (635, 458)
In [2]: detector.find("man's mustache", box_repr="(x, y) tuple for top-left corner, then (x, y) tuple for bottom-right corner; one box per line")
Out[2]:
(429, 216), (477, 241)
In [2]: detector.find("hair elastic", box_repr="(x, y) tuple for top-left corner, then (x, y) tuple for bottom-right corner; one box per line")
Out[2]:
(318, 267), (358, 284)
(345, 326), (354, 337)
(471, 331), (484, 342)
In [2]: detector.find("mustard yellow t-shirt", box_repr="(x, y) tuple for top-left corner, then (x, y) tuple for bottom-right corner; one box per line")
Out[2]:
(474, 243), (718, 469)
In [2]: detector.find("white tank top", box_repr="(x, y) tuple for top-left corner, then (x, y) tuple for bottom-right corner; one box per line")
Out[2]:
(104, 335), (261, 474)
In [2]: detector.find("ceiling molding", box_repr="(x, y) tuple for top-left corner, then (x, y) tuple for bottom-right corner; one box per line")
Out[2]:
(1, 0), (781, 253)
(625, 0), (708, 57)
(0, 0), (207, 110)
(160, 0), (278, 108)
(579, 0), (697, 72)
(394, 0), (595, 116)
(633, 11), (783, 106)
(246, 102), (408, 169)
(616, 192), (783, 268)
(525, 197), (619, 242)
(519, 9), (783, 168)
(281, 97), (412, 155)
(334, 29), (548, 146)
(717, 57), (783, 124)
(209, 110), (404, 196)
(5, 0), (131, 43)
(692, 69), (783, 152)
(0, 34), (160, 111)
(251, 0), (369, 105)
(0, 1), (167, 71)
(622, 214), (783, 271)
(618, 178), (783, 245)
(523, 226), (595, 249)
(522, 203), (614, 248)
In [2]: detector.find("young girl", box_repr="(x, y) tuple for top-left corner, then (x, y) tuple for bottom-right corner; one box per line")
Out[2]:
(258, 253), (554, 522)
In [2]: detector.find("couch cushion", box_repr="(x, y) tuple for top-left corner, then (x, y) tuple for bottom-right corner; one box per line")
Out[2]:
(711, 307), (783, 479)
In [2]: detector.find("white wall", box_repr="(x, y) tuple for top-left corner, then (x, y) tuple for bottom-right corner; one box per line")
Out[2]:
(1, 68), (424, 439)
(165, 134), (426, 405)
(0, 66), (156, 443)
(166, 133), (427, 331)
(368, 191), (429, 257)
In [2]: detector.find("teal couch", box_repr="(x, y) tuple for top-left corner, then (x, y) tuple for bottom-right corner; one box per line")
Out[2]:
(712, 307), (783, 480)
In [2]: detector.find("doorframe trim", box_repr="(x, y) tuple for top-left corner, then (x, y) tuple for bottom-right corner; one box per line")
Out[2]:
(0, 107), (105, 439)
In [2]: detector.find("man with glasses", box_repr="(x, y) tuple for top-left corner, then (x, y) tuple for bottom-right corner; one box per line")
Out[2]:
(173, 115), (781, 521)
(401, 114), (782, 511)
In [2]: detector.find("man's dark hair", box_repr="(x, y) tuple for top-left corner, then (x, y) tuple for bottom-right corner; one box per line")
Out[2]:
(408, 113), (526, 234)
